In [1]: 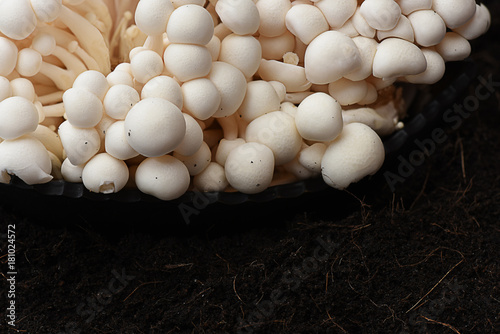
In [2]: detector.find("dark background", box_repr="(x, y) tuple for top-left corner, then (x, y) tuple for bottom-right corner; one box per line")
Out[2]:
(1, 2), (499, 333)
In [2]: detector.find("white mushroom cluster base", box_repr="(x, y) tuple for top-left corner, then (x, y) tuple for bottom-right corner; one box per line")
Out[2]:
(0, 0), (491, 200)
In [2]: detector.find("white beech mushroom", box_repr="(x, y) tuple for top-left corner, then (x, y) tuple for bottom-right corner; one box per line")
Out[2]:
(181, 78), (221, 120)
(0, 97), (39, 140)
(193, 162), (228, 192)
(81, 152), (129, 194)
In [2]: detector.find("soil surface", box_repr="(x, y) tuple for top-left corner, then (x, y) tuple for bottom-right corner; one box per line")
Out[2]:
(1, 2), (499, 333)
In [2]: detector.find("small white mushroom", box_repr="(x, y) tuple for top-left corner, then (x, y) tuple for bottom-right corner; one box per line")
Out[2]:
(0, 37), (18, 77)
(453, 4), (491, 40)
(295, 92), (343, 142)
(407, 10), (446, 47)
(0, 135), (53, 185)
(141, 75), (183, 110)
(208, 61), (247, 118)
(58, 120), (101, 165)
(174, 141), (211, 176)
(10, 78), (36, 102)
(259, 31), (296, 61)
(215, 0), (260, 36)
(304, 31), (362, 84)
(225, 142), (275, 194)
(283, 155), (315, 180)
(164, 44), (212, 82)
(0, 76), (12, 102)
(258, 60), (312, 93)
(30, 0), (63, 23)
(405, 48), (445, 85)
(0, 96), (39, 140)
(314, 0), (357, 29)
(359, 0), (401, 31)
(372, 38), (427, 79)
(0, 0), (37, 40)
(435, 32), (471, 62)
(298, 143), (327, 173)
(125, 98), (186, 157)
(31, 33), (56, 57)
(135, 155), (191, 200)
(238, 80), (281, 122)
(181, 78), (221, 120)
(104, 84), (140, 120)
(16, 48), (43, 78)
(321, 122), (385, 189)
(432, 0), (476, 29)
(174, 113), (204, 157)
(285, 4), (329, 45)
(376, 15), (414, 42)
(63, 87), (104, 128)
(61, 158), (84, 183)
(334, 18), (359, 38)
(352, 7), (376, 38)
(32, 125), (64, 161)
(72, 70), (110, 101)
(193, 162), (228, 192)
(256, 0), (291, 37)
(219, 34), (262, 78)
(328, 78), (369, 106)
(167, 5), (214, 45)
(396, 0), (432, 15)
(215, 138), (246, 166)
(134, 0), (174, 54)
(206, 35), (222, 61)
(104, 120), (139, 160)
(82, 153), (129, 194)
(344, 36), (378, 82)
(245, 111), (302, 166)
(131, 49), (164, 84)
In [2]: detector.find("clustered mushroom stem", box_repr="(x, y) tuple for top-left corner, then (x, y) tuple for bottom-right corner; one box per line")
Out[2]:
(71, 42), (100, 71)
(38, 91), (64, 105)
(42, 102), (65, 117)
(217, 114), (238, 140)
(39, 61), (78, 91)
(143, 35), (164, 56)
(109, 11), (133, 59)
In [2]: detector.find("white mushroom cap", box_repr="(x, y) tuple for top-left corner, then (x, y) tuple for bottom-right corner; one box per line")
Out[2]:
(208, 61), (247, 118)
(304, 31), (362, 84)
(104, 84), (140, 120)
(0, 135), (52, 185)
(376, 15), (414, 43)
(82, 153), (129, 194)
(219, 34), (262, 78)
(269, 81), (287, 103)
(193, 162), (228, 192)
(295, 92), (343, 142)
(352, 7), (376, 38)
(315, 0), (357, 29)
(134, 0), (174, 36)
(328, 78), (369, 106)
(164, 43), (212, 82)
(61, 158), (84, 183)
(259, 31), (296, 61)
(141, 75), (183, 110)
(31, 33), (56, 57)
(16, 48), (42, 77)
(10, 78), (36, 102)
(407, 10), (446, 47)
(396, 0), (432, 15)
(206, 35), (221, 61)
(245, 111), (302, 166)
(0, 37), (18, 76)
(167, 5), (214, 45)
(360, 0), (402, 31)
(344, 36), (378, 81)
(453, 4), (491, 40)
(96, 113), (115, 142)
(283, 155), (315, 180)
(285, 4), (329, 45)
(372, 38), (427, 79)
(435, 32), (471, 62)
(256, 0), (291, 37)
(181, 78), (221, 120)
(104, 121), (139, 160)
(63, 87), (104, 128)
(334, 18), (359, 38)
(298, 143), (327, 173)
(405, 48), (445, 85)
(432, 0), (476, 29)
(174, 113), (204, 157)
(72, 70), (110, 101)
(135, 155), (190, 200)
(106, 70), (134, 87)
(131, 49), (164, 84)
(125, 98), (186, 157)
(215, 138), (246, 166)
(0, 0), (36, 40)
(58, 121), (101, 166)
(32, 125), (64, 161)
(258, 60), (312, 93)
(216, 0), (260, 36)
(174, 141), (211, 176)
(357, 82), (378, 105)
(0, 97), (39, 140)
(0, 76), (12, 102)
(321, 122), (385, 189)
(30, 0), (62, 23)
(238, 80), (281, 122)
(225, 142), (275, 194)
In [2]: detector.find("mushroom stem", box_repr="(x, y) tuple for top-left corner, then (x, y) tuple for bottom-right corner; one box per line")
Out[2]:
(38, 91), (64, 105)
(42, 102), (65, 117)
(217, 114), (238, 140)
(143, 35), (165, 56)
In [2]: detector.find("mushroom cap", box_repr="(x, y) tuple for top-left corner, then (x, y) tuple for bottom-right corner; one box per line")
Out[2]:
(0, 0), (36, 40)
(321, 122), (385, 189)
(405, 48), (445, 85)
(208, 61), (247, 118)
(245, 111), (302, 166)
(58, 121), (101, 166)
(193, 162), (228, 192)
(360, 0), (402, 31)
(104, 121), (139, 160)
(315, 0), (357, 29)
(295, 92), (343, 142)
(82, 153), (129, 194)
(407, 10), (446, 47)
(305, 31), (362, 84)
(225, 142), (275, 194)
(372, 38), (427, 79)
(167, 5), (214, 45)
(32, 125), (64, 161)
(215, 138), (246, 166)
(298, 143), (327, 173)
(131, 49), (164, 84)
(125, 98), (186, 157)
(0, 76), (12, 102)
(352, 7), (376, 38)
(16, 48), (42, 77)
(73, 70), (110, 101)
(63, 87), (104, 128)
(164, 43), (212, 82)
(61, 158), (84, 183)
(328, 78), (369, 106)
(435, 32), (471, 62)
(432, 0), (476, 29)
(344, 36), (378, 81)
(206, 35), (221, 61)
(0, 37), (18, 76)
(0, 96), (39, 140)
(285, 4), (329, 45)
(174, 113), (204, 157)
(181, 78), (221, 121)
(10, 78), (36, 102)
(216, 0), (260, 36)
(258, 59), (312, 93)
(238, 80), (281, 122)
(134, 0), (174, 36)
(0, 135), (53, 185)
(135, 155), (191, 200)
(30, 0), (62, 23)
(104, 84), (140, 120)
(174, 141), (211, 176)
(219, 34), (262, 78)
(141, 75), (183, 110)
(396, 0), (432, 15)
(376, 15), (414, 43)
(453, 4), (491, 40)
(256, 0), (291, 37)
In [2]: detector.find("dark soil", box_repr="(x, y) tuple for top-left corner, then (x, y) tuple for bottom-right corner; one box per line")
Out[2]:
(1, 2), (499, 333)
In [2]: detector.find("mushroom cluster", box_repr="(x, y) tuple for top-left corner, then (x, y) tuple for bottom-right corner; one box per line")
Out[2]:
(0, 0), (491, 200)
